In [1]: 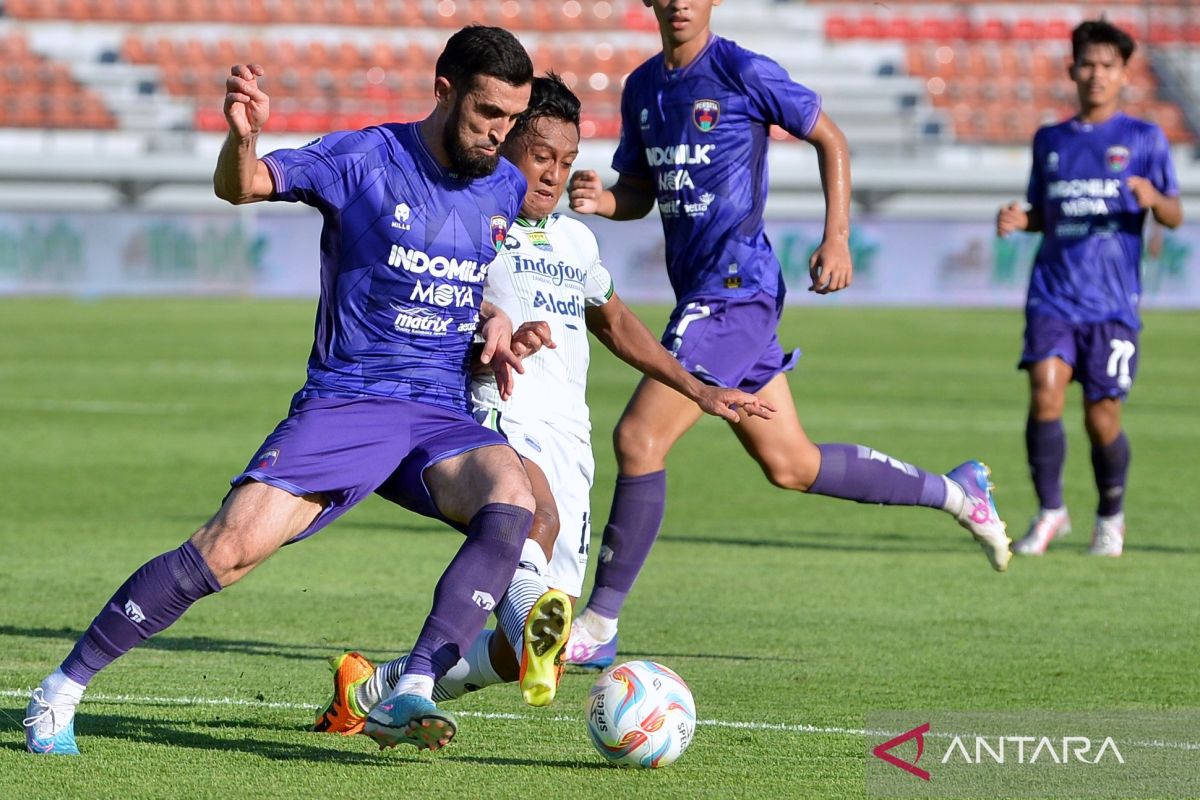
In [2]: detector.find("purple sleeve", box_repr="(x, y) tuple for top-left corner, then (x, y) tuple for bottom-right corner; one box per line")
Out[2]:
(611, 81), (651, 180)
(1145, 125), (1180, 198)
(1025, 129), (1047, 208)
(741, 51), (822, 139)
(261, 129), (377, 210)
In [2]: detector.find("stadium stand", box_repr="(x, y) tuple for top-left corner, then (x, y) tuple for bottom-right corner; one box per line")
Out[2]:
(0, 0), (1194, 214)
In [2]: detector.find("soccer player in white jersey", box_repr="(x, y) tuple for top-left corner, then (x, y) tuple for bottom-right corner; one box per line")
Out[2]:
(313, 74), (770, 731)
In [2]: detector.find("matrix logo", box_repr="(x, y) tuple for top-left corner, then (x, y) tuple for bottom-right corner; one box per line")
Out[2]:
(471, 590), (496, 611)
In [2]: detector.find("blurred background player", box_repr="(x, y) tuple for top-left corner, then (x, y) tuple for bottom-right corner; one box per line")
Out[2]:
(312, 73), (770, 731)
(999, 20), (1182, 558)
(564, 0), (1013, 669)
(23, 26), (545, 756)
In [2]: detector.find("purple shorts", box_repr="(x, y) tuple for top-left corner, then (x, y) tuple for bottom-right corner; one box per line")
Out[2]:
(233, 395), (509, 541)
(1019, 315), (1140, 401)
(661, 291), (801, 394)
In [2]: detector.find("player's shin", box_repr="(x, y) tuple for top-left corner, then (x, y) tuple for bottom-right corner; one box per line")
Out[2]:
(397, 503), (530, 697)
(1091, 432), (1130, 517)
(58, 540), (222, 689)
(1027, 416), (1067, 510)
(807, 443), (948, 508)
(584, 471), (666, 622)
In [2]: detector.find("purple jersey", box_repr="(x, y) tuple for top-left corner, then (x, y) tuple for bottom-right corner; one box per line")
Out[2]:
(613, 35), (822, 303)
(262, 123), (526, 412)
(1025, 113), (1179, 329)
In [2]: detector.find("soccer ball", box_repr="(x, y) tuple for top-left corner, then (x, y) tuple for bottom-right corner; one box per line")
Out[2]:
(585, 660), (696, 768)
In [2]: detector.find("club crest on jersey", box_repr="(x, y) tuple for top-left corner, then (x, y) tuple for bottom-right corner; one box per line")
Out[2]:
(1106, 146), (1130, 173)
(692, 99), (720, 132)
(640, 107), (650, 129)
(527, 230), (553, 251)
(1046, 151), (1059, 172)
(490, 216), (508, 252)
(255, 449), (279, 469)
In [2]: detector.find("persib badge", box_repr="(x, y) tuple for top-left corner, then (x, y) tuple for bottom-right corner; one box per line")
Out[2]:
(490, 216), (509, 252)
(692, 99), (720, 132)
(527, 230), (552, 251)
(1106, 145), (1130, 173)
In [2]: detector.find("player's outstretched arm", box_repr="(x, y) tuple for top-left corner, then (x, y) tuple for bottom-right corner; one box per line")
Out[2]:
(996, 201), (1043, 235)
(804, 112), (853, 294)
(1127, 177), (1183, 228)
(585, 292), (774, 423)
(568, 171), (655, 221)
(213, 64), (276, 205)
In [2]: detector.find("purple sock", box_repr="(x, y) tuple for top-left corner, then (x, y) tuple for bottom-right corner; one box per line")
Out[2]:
(1026, 417), (1066, 509)
(60, 540), (221, 685)
(808, 443), (947, 507)
(404, 503), (530, 681)
(1091, 432), (1130, 517)
(586, 471), (667, 620)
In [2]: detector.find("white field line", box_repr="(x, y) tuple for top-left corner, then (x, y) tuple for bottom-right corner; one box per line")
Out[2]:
(2, 689), (1198, 751)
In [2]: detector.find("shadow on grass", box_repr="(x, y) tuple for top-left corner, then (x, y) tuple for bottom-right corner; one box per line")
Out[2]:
(2, 705), (609, 770)
(657, 531), (964, 555)
(0, 625), (341, 662)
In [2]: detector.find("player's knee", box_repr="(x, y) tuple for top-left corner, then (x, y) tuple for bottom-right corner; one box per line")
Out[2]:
(613, 418), (664, 471)
(1030, 383), (1066, 418)
(763, 461), (816, 492)
(190, 522), (262, 585)
(484, 473), (536, 515)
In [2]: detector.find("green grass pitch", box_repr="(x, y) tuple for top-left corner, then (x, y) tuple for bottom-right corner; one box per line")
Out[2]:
(1, 299), (1197, 799)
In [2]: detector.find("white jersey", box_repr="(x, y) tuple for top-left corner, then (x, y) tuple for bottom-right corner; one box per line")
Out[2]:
(471, 213), (613, 433)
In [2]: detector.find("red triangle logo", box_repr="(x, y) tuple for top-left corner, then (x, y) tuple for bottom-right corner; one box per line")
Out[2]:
(872, 722), (931, 781)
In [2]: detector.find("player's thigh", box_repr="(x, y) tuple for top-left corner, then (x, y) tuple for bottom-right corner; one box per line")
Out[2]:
(727, 373), (821, 491)
(425, 444), (534, 524)
(613, 376), (704, 474)
(191, 481), (325, 585)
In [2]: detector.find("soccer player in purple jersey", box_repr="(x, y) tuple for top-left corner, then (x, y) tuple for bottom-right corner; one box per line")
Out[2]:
(998, 20), (1182, 559)
(24, 26), (549, 756)
(562, 0), (1013, 668)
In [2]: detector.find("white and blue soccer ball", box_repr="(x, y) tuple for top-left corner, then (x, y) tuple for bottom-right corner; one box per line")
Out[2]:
(585, 660), (696, 768)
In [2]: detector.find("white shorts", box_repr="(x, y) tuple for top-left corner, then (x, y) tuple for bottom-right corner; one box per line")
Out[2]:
(476, 408), (594, 597)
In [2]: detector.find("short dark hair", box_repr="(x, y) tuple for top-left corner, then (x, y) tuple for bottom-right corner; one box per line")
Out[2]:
(510, 72), (581, 142)
(435, 25), (533, 92)
(1072, 19), (1136, 64)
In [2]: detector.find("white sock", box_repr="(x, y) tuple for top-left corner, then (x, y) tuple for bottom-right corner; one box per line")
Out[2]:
(40, 669), (85, 707)
(361, 631), (507, 709)
(391, 674), (434, 701)
(1040, 506), (1067, 517)
(579, 607), (617, 642)
(941, 476), (967, 517)
(496, 539), (551, 655)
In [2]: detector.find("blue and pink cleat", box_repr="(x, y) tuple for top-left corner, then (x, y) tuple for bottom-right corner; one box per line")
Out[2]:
(363, 693), (457, 752)
(24, 688), (79, 756)
(946, 460), (1012, 572)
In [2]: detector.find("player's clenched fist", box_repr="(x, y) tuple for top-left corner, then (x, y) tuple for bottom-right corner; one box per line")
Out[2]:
(224, 64), (270, 140)
(1126, 176), (1161, 210)
(568, 169), (603, 215)
(996, 201), (1029, 236)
